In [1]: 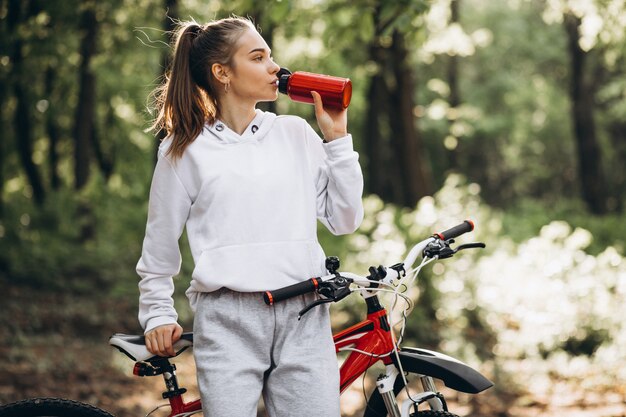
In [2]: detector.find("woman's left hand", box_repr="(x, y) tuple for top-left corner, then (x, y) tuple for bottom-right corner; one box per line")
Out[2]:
(312, 91), (348, 142)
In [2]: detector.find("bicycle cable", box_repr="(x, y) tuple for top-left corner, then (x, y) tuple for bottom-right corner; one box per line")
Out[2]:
(388, 255), (438, 405)
(145, 404), (170, 417)
(395, 257), (436, 346)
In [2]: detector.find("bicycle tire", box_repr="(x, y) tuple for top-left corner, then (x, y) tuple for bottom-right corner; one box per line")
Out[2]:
(363, 378), (460, 417)
(0, 397), (114, 417)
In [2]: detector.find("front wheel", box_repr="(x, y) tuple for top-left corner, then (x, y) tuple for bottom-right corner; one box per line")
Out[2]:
(363, 377), (460, 417)
(0, 398), (114, 417)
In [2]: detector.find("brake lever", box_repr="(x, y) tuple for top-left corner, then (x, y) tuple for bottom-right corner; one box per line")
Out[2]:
(443, 242), (486, 258)
(455, 242), (486, 251)
(297, 278), (352, 319)
(424, 240), (485, 259)
(298, 297), (333, 320)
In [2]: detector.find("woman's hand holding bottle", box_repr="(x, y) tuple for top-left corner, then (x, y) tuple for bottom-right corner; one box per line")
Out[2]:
(312, 91), (348, 142)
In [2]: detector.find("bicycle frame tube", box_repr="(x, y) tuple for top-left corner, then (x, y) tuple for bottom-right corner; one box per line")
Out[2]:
(334, 306), (395, 393)
(169, 397), (201, 416)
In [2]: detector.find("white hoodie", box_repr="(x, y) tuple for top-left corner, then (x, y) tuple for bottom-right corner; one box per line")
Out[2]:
(136, 110), (364, 333)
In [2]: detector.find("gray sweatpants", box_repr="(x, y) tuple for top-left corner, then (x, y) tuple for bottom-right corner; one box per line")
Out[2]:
(193, 288), (341, 417)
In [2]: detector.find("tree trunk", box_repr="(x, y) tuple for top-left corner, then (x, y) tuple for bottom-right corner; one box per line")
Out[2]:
(364, 45), (394, 201)
(45, 67), (61, 190)
(362, 2), (433, 206)
(10, 0), (46, 205)
(607, 121), (625, 212)
(446, 0), (460, 169)
(564, 13), (608, 214)
(91, 124), (113, 180)
(388, 29), (432, 206)
(73, 2), (98, 190)
(0, 62), (7, 215)
(363, 3), (389, 201)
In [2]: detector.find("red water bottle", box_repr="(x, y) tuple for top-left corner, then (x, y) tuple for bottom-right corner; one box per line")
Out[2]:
(277, 68), (352, 110)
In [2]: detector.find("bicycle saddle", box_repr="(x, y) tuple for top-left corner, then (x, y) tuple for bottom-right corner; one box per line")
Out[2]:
(109, 332), (194, 362)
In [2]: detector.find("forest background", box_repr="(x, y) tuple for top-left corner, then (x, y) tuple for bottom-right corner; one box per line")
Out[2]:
(1, 0), (626, 416)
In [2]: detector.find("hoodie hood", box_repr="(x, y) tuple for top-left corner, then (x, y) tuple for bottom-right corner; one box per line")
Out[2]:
(204, 109), (277, 145)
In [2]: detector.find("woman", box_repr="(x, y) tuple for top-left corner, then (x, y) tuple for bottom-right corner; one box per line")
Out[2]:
(137, 16), (364, 416)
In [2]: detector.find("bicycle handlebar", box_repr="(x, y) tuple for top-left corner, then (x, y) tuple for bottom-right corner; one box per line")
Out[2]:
(263, 277), (322, 305)
(434, 220), (474, 241)
(264, 220), (479, 307)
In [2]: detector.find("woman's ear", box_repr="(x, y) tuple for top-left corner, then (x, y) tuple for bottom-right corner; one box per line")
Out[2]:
(211, 63), (230, 85)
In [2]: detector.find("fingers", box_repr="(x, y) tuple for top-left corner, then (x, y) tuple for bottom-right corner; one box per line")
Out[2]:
(172, 323), (183, 343)
(311, 91), (324, 119)
(145, 328), (162, 356)
(311, 91), (348, 141)
(311, 91), (332, 137)
(158, 329), (173, 357)
(145, 324), (182, 357)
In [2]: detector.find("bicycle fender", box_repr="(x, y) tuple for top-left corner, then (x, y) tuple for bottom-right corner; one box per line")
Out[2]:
(392, 347), (493, 394)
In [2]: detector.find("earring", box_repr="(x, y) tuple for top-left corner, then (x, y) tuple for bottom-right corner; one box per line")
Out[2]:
(224, 82), (230, 93)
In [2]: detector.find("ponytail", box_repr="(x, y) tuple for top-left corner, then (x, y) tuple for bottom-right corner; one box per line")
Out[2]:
(149, 18), (255, 160)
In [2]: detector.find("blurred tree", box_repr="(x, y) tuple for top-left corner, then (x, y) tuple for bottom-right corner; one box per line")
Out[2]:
(543, 0), (626, 214)
(445, 0), (460, 170)
(388, 26), (433, 205)
(564, 12), (608, 214)
(8, 0), (46, 205)
(359, 0), (432, 207)
(412, 0), (490, 192)
(44, 67), (61, 190)
(74, 0), (98, 190)
(419, 0), (625, 213)
(0, 0), (7, 213)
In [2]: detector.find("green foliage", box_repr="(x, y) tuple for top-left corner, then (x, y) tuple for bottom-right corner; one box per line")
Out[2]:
(501, 197), (626, 255)
(0, 181), (147, 294)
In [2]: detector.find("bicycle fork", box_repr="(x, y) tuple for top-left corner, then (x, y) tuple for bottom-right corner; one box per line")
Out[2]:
(375, 365), (446, 417)
(376, 365), (402, 417)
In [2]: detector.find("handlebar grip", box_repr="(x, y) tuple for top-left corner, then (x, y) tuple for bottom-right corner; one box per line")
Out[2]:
(263, 278), (321, 305)
(434, 220), (475, 241)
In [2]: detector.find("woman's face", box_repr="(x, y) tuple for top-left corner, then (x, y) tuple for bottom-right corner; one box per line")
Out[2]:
(226, 28), (280, 103)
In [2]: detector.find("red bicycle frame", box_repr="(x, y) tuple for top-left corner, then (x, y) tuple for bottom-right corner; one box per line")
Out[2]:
(169, 397), (201, 416)
(334, 298), (395, 393)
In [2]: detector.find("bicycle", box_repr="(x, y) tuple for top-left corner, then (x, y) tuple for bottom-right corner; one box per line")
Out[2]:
(0, 220), (492, 417)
